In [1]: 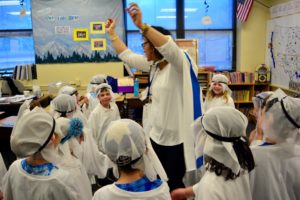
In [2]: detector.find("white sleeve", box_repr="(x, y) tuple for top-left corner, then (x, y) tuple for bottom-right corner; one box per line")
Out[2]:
(119, 49), (151, 72)
(156, 37), (186, 74)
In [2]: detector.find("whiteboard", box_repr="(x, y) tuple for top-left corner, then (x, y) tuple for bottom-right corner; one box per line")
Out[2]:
(266, 13), (300, 92)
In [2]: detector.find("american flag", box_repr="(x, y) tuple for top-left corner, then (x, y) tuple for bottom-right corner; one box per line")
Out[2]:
(237, 0), (254, 22)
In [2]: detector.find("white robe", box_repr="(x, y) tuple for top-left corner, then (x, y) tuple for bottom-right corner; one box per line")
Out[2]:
(0, 153), (7, 192)
(250, 144), (300, 200)
(193, 171), (251, 200)
(88, 102), (120, 152)
(2, 159), (80, 200)
(119, 37), (202, 170)
(203, 95), (235, 113)
(81, 126), (115, 179)
(92, 181), (171, 200)
(58, 145), (93, 200)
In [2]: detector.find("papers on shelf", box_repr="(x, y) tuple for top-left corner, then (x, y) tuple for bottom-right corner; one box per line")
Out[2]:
(0, 95), (35, 103)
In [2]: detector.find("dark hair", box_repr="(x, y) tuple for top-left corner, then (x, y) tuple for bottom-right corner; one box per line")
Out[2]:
(116, 155), (142, 173)
(143, 26), (172, 60)
(205, 156), (238, 180)
(204, 135), (255, 180)
(100, 87), (109, 93)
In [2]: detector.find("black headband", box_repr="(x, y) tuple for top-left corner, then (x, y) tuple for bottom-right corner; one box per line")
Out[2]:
(280, 97), (300, 128)
(266, 96), (300, 129)
(201, 117), (241, 142)
(116, 155), (143, 167)
(69, 90), (78, 96)
(38, 117), (56, 152)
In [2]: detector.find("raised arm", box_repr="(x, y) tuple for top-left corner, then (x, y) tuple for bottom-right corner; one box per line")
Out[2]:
(126, 3), (192, 73)
(106, 18), (150, 71)
(126, 3), (168, 48)
(105, 18), (127, 54)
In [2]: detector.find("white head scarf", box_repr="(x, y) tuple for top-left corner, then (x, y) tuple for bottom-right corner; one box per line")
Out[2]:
(95, 83), (113, 97)
(49, 94), (77, 119)
(10, 108), (61, 164)
(102, 119), (168, 181)
(86, 74), (107, 94)
(262, 89), (300, 144)
(252, 91), (274, 116)
(56, 117), (84, 160)
(194, 107), (254, 174)
(59, 85), (78, 97)
(209, 74), (232, 95)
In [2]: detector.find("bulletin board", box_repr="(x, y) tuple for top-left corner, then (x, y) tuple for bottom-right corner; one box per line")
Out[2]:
(31, 0), (125, 64)
(175, 39), (199, 66)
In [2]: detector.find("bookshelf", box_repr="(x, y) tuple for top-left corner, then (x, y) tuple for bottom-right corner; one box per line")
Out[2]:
(134, 71), (270, 116)
(198, 71), (270, 116)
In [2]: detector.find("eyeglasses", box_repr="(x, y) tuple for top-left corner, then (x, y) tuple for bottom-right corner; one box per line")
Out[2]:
(141, 41), (149, 48)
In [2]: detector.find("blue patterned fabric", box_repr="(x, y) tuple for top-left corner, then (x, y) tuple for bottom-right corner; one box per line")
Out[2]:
(115, 176), (162, 192)
(259, 142), (273, 146)
(196, 155), (204, 169)
(21, 159), (58, 176)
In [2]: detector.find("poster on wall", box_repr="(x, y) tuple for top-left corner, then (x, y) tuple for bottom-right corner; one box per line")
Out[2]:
(266, 12), (300, 92)
(31, 0), (125, 64)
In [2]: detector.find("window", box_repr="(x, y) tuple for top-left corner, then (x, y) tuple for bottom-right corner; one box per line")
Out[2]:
(125, 0), (176, 55)
(184, 0), (235, 71)
(125, 0), (235, 71)
(0, 0), (35, 74)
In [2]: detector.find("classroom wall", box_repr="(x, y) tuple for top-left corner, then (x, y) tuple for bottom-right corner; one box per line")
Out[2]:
(236, 1), (270, 72)
(21, 62), (124, 94)
(22, 1), (291, 91)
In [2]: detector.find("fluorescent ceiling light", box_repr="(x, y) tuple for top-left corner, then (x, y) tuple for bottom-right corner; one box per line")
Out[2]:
(160, 8), (176, 12)
(0, 1), (21, 6)
(160, 8), (197, 12)
(7, 11), (31, 15)
(156, 15), (187, 19)
(185, 8), (197, 12)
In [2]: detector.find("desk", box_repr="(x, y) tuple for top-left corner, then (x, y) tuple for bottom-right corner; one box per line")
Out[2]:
(116, 93), (144, 122)
(0, 95), (51, 117)
(0, 116), (17, 168)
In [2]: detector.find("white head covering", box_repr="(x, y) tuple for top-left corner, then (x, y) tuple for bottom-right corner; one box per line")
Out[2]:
(86, 74), (107, 94)
(102, 119), (168, 181)
(262, 89), (300, 144)
(95, 83), (113, 97)
(50, 94), (77, 119)
(10, 108), (61, 164)
(194, 107), (254, 174)
(59, 85), (78, 96)
(56, 117), (84, 160)
(209, 74), (232, 95)
(252, 91), (274, 111)
(11, 99), (33, 136)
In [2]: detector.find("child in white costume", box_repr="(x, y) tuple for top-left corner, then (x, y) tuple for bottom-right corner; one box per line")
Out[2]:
(82, 74), (107, 118)
(58, 85), (88, 126)
(2, 109), (80, 200)
(203, 74), (235, 113)
(88, 83), (120, 153)
(56, 117), (93, 200)
(250, 89), (300, 200)
(50, 94), (112, 181)
(0, 153), (7, 199)
(171, 107), (254, 200)
(92, 119), (170, 200)
(249, 91), (273, 146)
